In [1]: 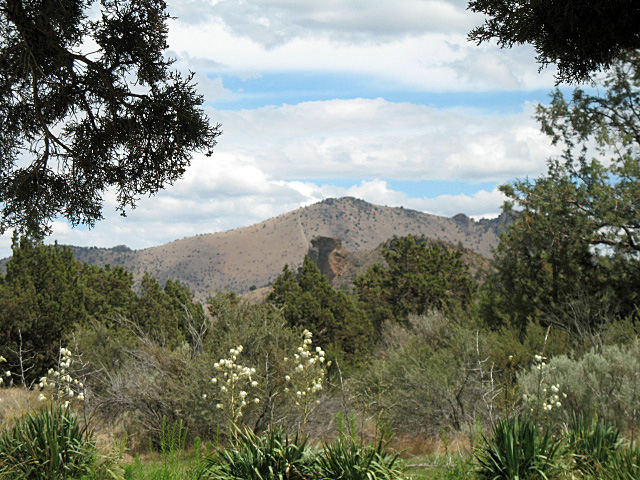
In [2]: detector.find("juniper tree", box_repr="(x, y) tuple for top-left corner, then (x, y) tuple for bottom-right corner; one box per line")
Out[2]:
(468, 0), (640, 83)
(0, 0), (221, 235)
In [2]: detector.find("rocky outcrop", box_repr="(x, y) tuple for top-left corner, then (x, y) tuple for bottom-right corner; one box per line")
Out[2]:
(308, 237), (350, 283)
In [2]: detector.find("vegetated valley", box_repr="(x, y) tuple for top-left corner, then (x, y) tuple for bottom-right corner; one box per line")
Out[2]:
(2, 51), (640, 480)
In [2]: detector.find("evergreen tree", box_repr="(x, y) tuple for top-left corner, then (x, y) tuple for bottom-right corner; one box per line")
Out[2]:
(0, 236), (88, 381)
(268, 257), (374, 358)
(480, 53), (640, 333)
(354, 236), (476, 328)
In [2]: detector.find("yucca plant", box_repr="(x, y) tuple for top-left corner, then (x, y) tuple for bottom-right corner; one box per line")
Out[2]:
(199, 427), (312, 480)
(0, 405), (96, 480)
(603, 441), (640, 480)
(566, 413), (621, 475)
(475, 416), (561, 480)
(313, 434), (402, 480)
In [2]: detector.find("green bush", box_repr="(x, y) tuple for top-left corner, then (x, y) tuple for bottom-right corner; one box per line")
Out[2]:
(200, 428), (311, 480)
(605, 441), (640, 480)
(350, 312), (495, 435)
(313, 434), (402, 480)
(0, 405), (97, 480)
(518, 342), (640, 431)
(474, 416), (561, 480)
(566, 413), (621, 476)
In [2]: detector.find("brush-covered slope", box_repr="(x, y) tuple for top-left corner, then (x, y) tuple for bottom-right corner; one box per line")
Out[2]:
(39, 197), (506, 298)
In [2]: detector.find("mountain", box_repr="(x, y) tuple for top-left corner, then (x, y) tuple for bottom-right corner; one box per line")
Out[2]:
(3, 197), (508, 298)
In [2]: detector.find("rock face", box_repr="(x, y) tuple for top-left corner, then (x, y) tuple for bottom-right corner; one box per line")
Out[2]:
(308, 237), (350, 283)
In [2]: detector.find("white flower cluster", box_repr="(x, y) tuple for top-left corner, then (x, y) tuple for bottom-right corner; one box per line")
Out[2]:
(208, 345), (260, 424)
(523, 353), (566, 414)
(283, 329), (328, 430)
(0, 355), (10, 386)
(38, 347), (85, 408)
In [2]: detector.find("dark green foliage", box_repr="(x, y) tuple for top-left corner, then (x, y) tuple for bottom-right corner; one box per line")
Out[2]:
(130, 275), (206, 348)
(566, 413), (621, 476)
(474, 416), (561, 480)
(314, 434), (402, 480)
(468, 0), (640, 83)
(0, 406), (96, 480)
(606, 441), (640, 480)
(200, 428), (311, 480)
(481, 53), (640, 334)
(0, 0), (221, 235)
(79, 263), (136, 324)
(268, 257), (374, 358)
(354, 236), (475, 328)
(0, 236), (88, 381)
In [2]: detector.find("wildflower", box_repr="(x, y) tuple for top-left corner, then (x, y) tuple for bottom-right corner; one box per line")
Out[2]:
(77, 393), (85, 401)
(38, 393), (47, 401)
(202, 393), (208, 399)
(63, 401), (70, 408)
(4, 371), (10, 377)
(250, 380), (258, 387)
(253, 398), (259, 404)
(0, 356), (5, 362)
(285, 375), (291, 382)
(211, 377), (218, 384)
(239, 390), (247, 398)
(216, 403), (223, 409)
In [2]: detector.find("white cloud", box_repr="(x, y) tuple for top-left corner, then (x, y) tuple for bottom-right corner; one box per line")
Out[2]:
(164, 0), (560, 95)
(0, 97), (555, 257)
(168, 0), (475, 45)
(211, 98), (555, 182)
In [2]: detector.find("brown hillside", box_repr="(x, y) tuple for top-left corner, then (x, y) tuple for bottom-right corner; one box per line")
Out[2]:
(24, 197), (506, 299)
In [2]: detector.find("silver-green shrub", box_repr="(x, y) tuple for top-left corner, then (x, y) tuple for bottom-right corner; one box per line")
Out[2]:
(350, 311), (499, 436)
(518, 341), (640, 430)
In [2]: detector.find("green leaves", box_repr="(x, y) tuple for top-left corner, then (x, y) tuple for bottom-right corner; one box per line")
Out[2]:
(481, 53), (640, 333)
(354, 236), (475, 328)
(474, 416), (561, 480)
(0, 0), (221, 235)
(0, 405), (96, 480)
(468, 0), (640, 83)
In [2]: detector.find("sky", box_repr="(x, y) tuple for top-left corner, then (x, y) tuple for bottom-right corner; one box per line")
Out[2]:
(1, 0), (568, 257)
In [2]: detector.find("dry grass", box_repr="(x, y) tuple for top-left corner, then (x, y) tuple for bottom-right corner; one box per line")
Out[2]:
(0, 387), (42, 428)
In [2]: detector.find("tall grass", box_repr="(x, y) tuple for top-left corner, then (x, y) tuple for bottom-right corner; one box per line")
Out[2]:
(474, 416), (561, 480)
(0, 405), (97, 480)
(200, 428), (311, 480)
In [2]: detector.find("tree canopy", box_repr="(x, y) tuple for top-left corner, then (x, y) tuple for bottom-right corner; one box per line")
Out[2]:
(268, 257), (374, 359)
(354, 236), (476, 328)
(0, 0), (221, 235)
(467, 0), (640, 83)
(480, 52), (640, 333)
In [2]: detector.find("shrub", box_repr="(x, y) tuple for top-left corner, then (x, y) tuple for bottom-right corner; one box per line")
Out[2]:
(518, 342), (640, 431)
(474, 416), (561, 480)
(350, 312), (497, 435)
(0, 405), (97, 480)
(200, 428), (311, 480)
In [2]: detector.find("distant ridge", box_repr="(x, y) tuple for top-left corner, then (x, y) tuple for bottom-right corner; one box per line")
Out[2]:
(4, 197), (508, 298)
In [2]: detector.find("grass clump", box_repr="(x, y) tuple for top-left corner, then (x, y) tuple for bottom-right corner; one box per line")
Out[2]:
(200, 428), (311, 480)
(0, 405), (98, 480)
(566, 413), (621, 476)
(474, 416), (561, 480)
(313, 433), (403, 480)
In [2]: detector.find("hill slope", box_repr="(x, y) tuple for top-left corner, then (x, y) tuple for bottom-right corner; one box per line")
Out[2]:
(19, 197), (507, 298)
